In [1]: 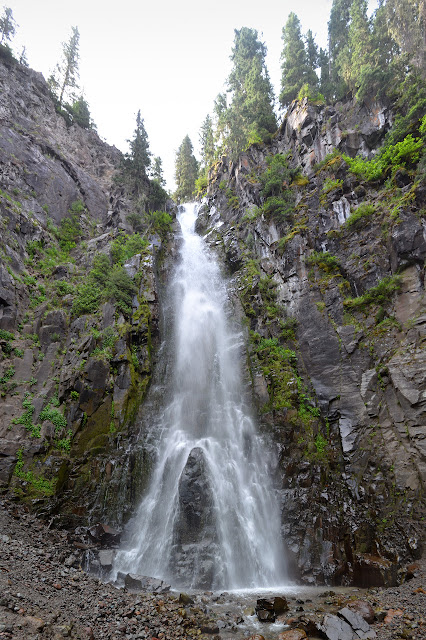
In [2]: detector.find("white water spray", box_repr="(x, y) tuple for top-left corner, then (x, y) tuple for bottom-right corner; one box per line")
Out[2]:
(114, 203), (286, 589)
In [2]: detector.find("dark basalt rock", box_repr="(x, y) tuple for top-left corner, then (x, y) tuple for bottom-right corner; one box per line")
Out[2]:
(123, 573), (171, 593)
(170, 447), (219, 588)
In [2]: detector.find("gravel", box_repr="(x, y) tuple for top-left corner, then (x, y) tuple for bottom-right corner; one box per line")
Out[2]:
(0, 500), (425, 639)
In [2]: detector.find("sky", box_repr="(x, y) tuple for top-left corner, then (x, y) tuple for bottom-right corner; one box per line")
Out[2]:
(4, 0), (372, 191)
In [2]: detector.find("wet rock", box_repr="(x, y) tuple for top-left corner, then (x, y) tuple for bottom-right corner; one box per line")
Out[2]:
(278, 630), (307, 640)
(123, 573), (171, 593)
(98, 549), (115, 570)
(88, 523), (121, 546)
(255, 598), (284, 623)
(353, 554), (398, 587)
(179, 593), (195, 605)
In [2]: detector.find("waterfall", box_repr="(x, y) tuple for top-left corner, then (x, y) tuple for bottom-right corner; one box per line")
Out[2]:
(113, 203), (287, 590)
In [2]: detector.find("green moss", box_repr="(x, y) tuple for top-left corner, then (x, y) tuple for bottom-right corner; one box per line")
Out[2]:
(76, 397), (113, 454)
(14, 449), (55, 496)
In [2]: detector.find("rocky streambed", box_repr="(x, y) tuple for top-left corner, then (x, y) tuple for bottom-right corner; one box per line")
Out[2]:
(0, 501), (425, 640)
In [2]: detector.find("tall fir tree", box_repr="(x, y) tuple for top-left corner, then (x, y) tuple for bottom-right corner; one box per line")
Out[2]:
(383, 0), (425, 73)
(213, 93), (229, 153)
(150, 156), (166, 186)
(199, 114), (215, 172)
(280, 13), (309, 106)
(224, 27), (276, 158)
(318, 47), (333, 100)
(124, 110), (151, 196)
(48, 26), (80, 108)
(69, 95), (95, 129)
(174, 135), (198, 204)
(328, 0), (352, 97)
(305, 29), (320, 90)
(339, 0), (373, 95)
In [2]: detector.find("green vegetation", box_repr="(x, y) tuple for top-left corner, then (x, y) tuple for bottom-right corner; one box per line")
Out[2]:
(344, 203), (376, 228)
(174, 135), (198, 203)
(72, 232), (150, 317)
(48, 26), (80, 109)
(344, 275), (401, 310)
(258, 154), (298, 221)
(306, 251), (340, 271)
(343, 134), (423, 182)
(14, 449), (55, 495)
(214, 27), (276, 159)
(11, 394), (40, 438)
(321, 177), (343, 194)
(122, 109), (151, 195)
(280, 13), (320, 106)
(39, 404), (67, 431)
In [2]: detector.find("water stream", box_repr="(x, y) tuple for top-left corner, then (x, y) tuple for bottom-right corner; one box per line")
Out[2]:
(113, 202), (287, 590)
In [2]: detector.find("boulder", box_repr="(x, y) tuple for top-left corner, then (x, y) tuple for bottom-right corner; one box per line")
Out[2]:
(123, 573), (171, 593)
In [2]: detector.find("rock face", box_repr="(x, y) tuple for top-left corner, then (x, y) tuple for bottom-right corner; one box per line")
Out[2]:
(1, 54), (424, 591)
(170, 447), (220, 588)
(0, 57), (176, 529)
(197, 96), (425, 585)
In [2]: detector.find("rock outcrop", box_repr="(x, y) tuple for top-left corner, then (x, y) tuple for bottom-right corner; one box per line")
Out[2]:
(197, 96), (425, 586)
(0, 57), (176, 528)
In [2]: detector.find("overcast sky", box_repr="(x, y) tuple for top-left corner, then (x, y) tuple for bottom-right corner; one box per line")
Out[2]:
(5, 0), (377, 191)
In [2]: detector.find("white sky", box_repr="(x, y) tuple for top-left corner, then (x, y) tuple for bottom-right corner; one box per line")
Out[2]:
(4, 0), (376, 191)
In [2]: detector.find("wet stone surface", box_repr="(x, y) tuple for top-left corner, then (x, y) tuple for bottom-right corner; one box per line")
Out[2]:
(1, 501), (425, 639)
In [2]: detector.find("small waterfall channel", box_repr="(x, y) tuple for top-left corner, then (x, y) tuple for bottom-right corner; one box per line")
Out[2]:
(113, 203), (286, 590)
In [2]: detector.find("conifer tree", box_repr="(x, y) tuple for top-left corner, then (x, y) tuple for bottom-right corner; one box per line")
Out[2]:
(124, 110), (151, 196)
(0, 6), (16, 46)
(280, 13), (309, 106)
(305, 30), (319, 90)
(383, 0), (425, 73)
(174, 135), (198, 204)
(150, 156), (166, 186)
(199, 114), (215, 172)
(213, 93), (228, 153)
(224, 27), (276, 158)
(318, 47), (333, 100)
(48, 26), (80, 108)
(339, 0), (372, 95)
(69, 95), (95, 129)
(149, 161), (169, 211)
(328, 0), (352, 96)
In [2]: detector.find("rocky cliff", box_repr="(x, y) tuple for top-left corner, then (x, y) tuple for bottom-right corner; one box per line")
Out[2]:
(196, 96), (426, 586)
(0, 57), (176, 527)
(1, 55), (425, 590)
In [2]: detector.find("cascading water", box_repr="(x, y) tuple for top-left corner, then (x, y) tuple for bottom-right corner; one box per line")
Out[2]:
(113, 202), (287, 589)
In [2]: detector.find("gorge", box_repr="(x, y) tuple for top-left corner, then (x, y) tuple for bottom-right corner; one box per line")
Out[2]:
(0, 48), (425, 601)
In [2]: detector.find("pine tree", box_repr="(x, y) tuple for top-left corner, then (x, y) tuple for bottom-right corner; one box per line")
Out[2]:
(328, 0), (352, 96)
(339, 0), (372, 95)
(48, 26), (80, 108)
(213, 93), (228, 153)
(124, 110), (151, 196)
(305, 30), (319, 90)
(0, 6), (16, 46)
(383, 0), (425, 73)
(149, 156), (169, 212)
(318, 47), (333, 100)
(150, 157), (166, 186)
(174, 135), (198, 204)
(224, 27), (276, 158)
(199, 114), (215, 172)
(69, 95), (95, 129)
(280, 13), (309, 106)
